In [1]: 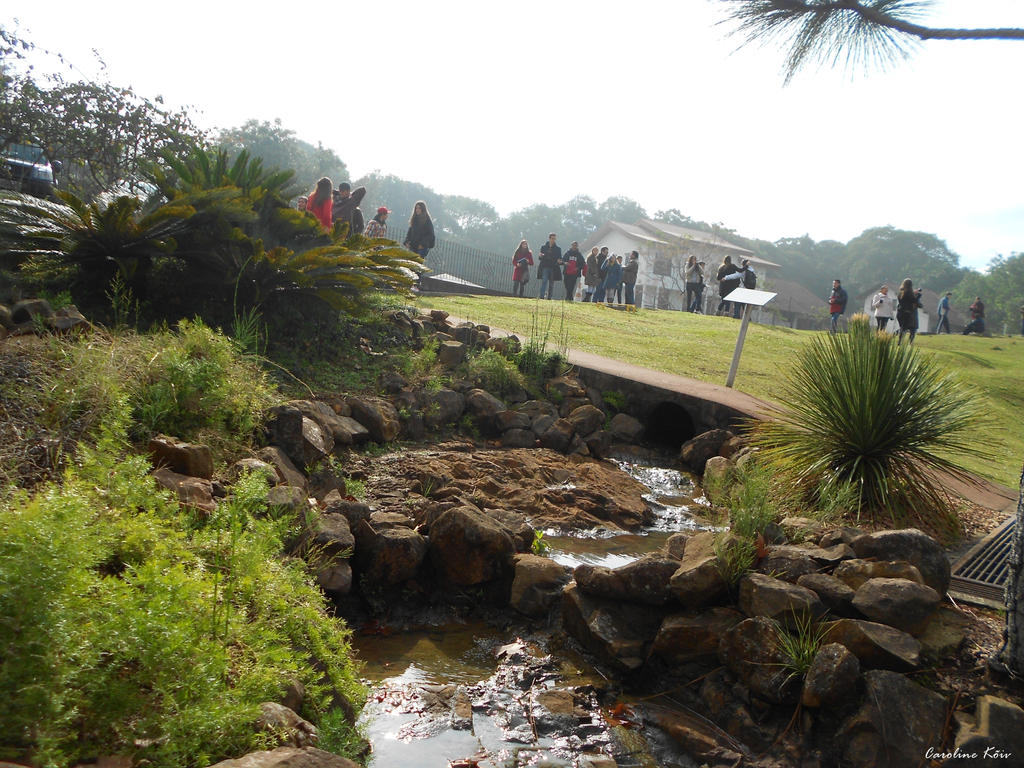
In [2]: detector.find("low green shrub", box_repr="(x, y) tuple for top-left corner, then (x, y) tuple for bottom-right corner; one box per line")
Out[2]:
(463, 348), (526, 397)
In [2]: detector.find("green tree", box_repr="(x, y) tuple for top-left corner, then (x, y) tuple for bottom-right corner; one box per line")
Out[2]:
(720, 0), (1024, 82)
(844, 226), (966, 296)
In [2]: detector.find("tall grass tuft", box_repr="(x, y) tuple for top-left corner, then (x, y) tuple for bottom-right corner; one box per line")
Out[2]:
(749, 315), (985, 535)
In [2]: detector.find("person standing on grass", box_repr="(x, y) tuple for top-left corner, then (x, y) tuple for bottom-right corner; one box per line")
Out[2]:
(603, 255), (624, 305)
(593, 246), (611, 302)
(896, 277), (923, 344)
(935, 291), (952, 334)
(583, 247), (601, 302)
(871, 284), (895, 332)
(828, 279), (848, 334)
(538, 233), (562, 300)
(684, 255), (703, 312)
(511, 240), (533, 298)
(623, 251), (639, 306)
(562, 241), (585, 301)
(306, 177), (334, 231)
(404, 201), (435, 259)
(715, 256), (738, 315)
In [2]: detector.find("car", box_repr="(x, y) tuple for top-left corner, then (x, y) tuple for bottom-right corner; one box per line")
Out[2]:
(0, 141), (61, 198)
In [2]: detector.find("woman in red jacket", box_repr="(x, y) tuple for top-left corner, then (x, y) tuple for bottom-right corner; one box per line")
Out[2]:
(306, 177), (333, 230)
(511, 240), (533, 298)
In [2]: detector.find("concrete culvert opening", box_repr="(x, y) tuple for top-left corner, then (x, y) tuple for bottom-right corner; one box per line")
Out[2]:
(643, 402), (696, 452)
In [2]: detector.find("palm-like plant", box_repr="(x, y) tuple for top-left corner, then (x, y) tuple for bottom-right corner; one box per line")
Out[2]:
(748, 314), (985, 534)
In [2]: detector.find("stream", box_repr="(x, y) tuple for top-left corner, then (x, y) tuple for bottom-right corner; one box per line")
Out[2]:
(350, 458), (715, 768)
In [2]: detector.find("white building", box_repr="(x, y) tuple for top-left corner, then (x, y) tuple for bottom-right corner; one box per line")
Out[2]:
(582, 219), (780, 312)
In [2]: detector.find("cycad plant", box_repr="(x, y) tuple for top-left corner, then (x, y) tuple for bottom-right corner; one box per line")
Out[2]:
(749, 314), (984, 534)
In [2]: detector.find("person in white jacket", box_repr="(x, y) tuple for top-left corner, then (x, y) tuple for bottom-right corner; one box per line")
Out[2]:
(871, 285), (895, 331)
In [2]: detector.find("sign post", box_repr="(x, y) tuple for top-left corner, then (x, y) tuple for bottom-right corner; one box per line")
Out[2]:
(722, 288), (777, 388)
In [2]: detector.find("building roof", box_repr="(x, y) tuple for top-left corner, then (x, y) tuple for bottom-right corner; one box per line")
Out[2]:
(765, 277), (827, 317)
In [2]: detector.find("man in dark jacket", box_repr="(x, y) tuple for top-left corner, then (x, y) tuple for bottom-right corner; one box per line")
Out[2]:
(331, 182), (366, 236)
(538, 233), (562, 300)
(623, 251), (639, 306)
(963, 297), (986, 335)
(828, 279), (848, 334)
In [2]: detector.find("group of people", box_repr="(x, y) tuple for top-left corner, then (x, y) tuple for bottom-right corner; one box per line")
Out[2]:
(512, 235), (640, 304)
(679, 254), (757, 317)
(859, 280), (987, 342)
(299, 177), (436, 259)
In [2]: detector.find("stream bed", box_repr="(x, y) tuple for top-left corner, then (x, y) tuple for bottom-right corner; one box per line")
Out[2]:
(350, 458), (716, 768)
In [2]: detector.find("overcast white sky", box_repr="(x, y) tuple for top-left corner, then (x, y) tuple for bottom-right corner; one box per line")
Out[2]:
(10, 0), (1023, 271)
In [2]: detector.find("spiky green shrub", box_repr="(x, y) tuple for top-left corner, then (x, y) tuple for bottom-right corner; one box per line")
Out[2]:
(749, 314), (983, 534)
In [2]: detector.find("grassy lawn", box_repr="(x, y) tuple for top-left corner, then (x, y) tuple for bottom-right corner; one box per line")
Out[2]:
(415, 295), (1024, 487)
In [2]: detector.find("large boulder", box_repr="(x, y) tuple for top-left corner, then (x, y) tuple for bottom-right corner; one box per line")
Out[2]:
(679, 428), (734, 474)
(801, 642), (860, 708)
(756, 545), (821, 583)
(562, 584), (663, 671)
(833, 558), (924, 591)
(566, 405), (605, 437)
(302, 513), (355, 595)
(421, 388), (465, 429)
(667, 532), (728, 609)
(576, 555), (680, 606)
(837, 670), (946, 768)
(949, 695), (1024, 768)
(823, 618), (922, 670)
(797, 573), (857, 617)
(651, 608), (744, 665)
(509, 554), (571, 616)
(608, 413), (644, 443)
(851, 577), (941, 636)
(464, 388), (507, 434)
(436, 340), (467, 367)
(500, 428), (537, 448)
(738, 572), (826, 625)
(718, 617), (796, 703)
(152, 467), (216, 514)
(354, 520), (427, 586)
(851, 528), (950, 596)
(290, 400), (367, 448)
(265, 404), (305, 466)
(428, 505), (515, 585)
(147, 435), (214, 479)
(257, 446), (308, 492)
(256, 702), (318, 748)
(205, 747), (359, 768)
(538, 418), (575, 453)
(347, 397), (400, 444)
(494, 409), (531, 432)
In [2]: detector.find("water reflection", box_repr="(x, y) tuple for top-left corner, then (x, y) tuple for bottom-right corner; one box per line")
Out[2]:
(355, 621), (497, 684)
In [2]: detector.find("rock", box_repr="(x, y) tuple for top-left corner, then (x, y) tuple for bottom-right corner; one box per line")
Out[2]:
(437, 340), (467, 367)
(428, 505), (515, 585)
(0, 303), (12, 329)
(354, 521), (427, 586)
(833, 558), (924, 591)
(256, 702), (318, 748)
(617, 555), (683, 606)
(582, 429), (612, 459)
(516, 399), (559, 421)
(837, 670), (946, 768)
(52, 305), (90, 334)
(718, 434), (746, 459)
(510, 554), (571, 616)
(227, 458), (278, 487)
(818, 525), (865, 548)
(500, 428), (536, 448)
(679, 428), (734, 474)
(702, 456), (733, 486)
(738, 572), (826, 625)
(797, 573), (857, 617)
(851, 528), (950, 596)
(530, 413), (556, 437)
(331, 416), (370, 447)
(801, 643), (860, 708)
(257, 446), (308, 492)
(851, 578), (941, 636)
(575, 563), (627, 601)
(347, 397), (400, 444)
(608, 412), (644, 443)
(205, 747), (359, 768)
(464, 388), (506, 432)
(559, 396), (591, 418)
(265, 405), (306, 467)
(950, 695), (1024, 768)
(290, 400), (366, 448)
(756, 545), (821, 583)
(266, 485), (307, 516)
(152, 467), (216, 514)
(421, 389), (465, 429)
(668, 531), (728, 609)
(823, 618), (922, 670)
(547, 375), (587, 401)
(919, 605), (970, 661)
(10, 298), (54, 326)
(780, 516), (826, 540)
(561, 584), (662, 671)
(566, 404), (605, 436)
(718, 616), (796, 703)
(147, 435), (214, 479)
(644, 704), (744, 765)
(494, 409), (531, 432)
(303, 513), (355, 594)
(663, 533), (689, 559)
(651, 608), (744, 664)
(323, 496), (371, 530)
(538, 418), (575, 453)
(480, 507), (534, 551)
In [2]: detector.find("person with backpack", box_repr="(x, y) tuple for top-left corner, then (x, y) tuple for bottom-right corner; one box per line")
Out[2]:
(561, 241), (585, 301)
(828, 279), (848, 334)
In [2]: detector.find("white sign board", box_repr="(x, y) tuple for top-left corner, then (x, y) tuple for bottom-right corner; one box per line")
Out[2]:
(724, 288), (777, 307)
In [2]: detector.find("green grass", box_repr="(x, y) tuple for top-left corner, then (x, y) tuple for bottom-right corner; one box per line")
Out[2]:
(415, 296), (1023, 487)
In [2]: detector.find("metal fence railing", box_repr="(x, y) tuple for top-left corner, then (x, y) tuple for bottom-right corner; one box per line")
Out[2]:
(420, 239), (513, 296)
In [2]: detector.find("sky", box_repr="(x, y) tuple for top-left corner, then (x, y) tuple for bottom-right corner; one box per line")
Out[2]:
(8, 0), (1023, 271)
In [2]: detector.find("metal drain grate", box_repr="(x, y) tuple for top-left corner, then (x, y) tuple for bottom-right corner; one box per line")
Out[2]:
(949, 516), (1016, 609)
